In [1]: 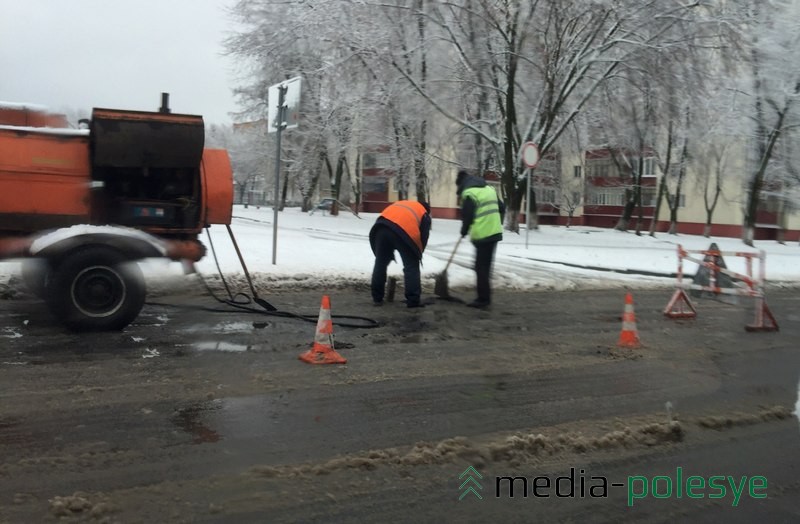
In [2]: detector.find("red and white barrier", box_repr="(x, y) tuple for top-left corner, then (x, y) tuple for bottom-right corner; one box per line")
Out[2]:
(663, 244), (778, 332)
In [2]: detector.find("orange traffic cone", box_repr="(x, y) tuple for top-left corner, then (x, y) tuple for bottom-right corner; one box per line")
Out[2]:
(299, 295), (347, 365)
(618, 292), (641, 348)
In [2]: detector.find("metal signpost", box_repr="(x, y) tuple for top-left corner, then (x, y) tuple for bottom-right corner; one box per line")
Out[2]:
(521, 141), (540, 248)
(267, 76), (302, 265)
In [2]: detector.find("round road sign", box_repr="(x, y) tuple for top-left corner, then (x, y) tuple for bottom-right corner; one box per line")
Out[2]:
(521, 142), (540, 168)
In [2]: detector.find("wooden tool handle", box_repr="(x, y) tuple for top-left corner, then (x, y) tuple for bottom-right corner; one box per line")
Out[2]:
(444, 236), (462, 272)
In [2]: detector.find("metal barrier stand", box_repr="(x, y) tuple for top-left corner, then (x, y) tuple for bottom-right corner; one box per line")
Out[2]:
(663, 244), (778, 332)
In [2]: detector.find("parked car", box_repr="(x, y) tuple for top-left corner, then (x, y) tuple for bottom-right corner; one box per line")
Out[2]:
(309, 198), (335, 214)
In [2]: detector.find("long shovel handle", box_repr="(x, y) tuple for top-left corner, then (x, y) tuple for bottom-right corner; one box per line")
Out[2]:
(443, 236), (462, 272)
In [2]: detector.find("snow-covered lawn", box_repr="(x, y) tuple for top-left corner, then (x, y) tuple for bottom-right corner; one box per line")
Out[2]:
(1, 205), (798, 291)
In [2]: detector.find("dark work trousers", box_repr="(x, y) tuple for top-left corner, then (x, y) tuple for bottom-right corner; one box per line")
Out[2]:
(473, 240), (498, 304)
(371, 227), (421, 305)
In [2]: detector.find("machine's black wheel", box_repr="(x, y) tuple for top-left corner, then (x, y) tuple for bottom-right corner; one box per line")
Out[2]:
(21, 259), (52, 298)
(46, 247), (146, 331)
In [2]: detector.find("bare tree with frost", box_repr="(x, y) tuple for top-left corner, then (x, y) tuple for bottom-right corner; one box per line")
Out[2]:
(725, 0), (800, 245)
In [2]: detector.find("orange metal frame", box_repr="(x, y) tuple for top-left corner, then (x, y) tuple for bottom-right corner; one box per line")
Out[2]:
(663, 245), (778, 332)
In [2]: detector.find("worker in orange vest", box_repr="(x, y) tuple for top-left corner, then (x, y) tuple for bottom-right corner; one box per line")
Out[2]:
(369, 200), (432, 308)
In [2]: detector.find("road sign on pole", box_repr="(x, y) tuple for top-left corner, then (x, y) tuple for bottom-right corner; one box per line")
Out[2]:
(268, 77), (302, 265)
(521, 142), (540, 169)
(267, 76), (302, 133)
(521, 142), (540, 249)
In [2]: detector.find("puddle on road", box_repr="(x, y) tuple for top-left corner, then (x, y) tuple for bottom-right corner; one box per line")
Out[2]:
(192, 341), (251, 352)
(169, 394), (293, 449)
(170, 397), (287, 445)
(182, 321), (270, 335)
(171, 402), (223, 445)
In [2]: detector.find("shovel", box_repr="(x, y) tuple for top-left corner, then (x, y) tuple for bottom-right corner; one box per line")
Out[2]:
(434, 236), (462, 299)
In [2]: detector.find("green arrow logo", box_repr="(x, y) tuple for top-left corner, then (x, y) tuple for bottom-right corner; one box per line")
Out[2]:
(459, 466), (483, 500)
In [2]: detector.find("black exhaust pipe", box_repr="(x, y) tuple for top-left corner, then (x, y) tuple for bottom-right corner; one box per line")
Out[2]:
(159, 92), (171, 113)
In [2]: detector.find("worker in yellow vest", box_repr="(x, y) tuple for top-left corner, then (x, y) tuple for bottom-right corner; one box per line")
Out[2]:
(456, 170), (505, 309)
(369, 200), (432, 308)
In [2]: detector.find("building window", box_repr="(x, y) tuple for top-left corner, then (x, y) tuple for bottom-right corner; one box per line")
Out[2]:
(643, 157), (656, 176)
(587, 163), (610, 177)
(538, 188), (557, 204)
(363, 177), (388, 193)
(573, 165), (582, 178)
(627, 156), (657, 177)
(456, 136), (479, 171)
(363, 152), (392, 169)
(666, 193), (686, 208)
(392, 176), (409, 193)
(641, 188), (657, 206)
(589, 190), (624, 206)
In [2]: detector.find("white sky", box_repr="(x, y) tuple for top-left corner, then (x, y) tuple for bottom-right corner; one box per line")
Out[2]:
(0, 0), (240, 125)
(3, 206), (798, 293)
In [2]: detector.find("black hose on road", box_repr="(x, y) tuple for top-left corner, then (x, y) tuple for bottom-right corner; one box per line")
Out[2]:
(145, 226), (380, 329)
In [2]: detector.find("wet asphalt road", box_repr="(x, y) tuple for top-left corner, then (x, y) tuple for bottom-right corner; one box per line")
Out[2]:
(0, 285), (798, 522)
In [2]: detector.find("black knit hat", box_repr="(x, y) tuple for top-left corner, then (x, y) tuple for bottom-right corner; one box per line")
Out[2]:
(456, 170), (469, 186)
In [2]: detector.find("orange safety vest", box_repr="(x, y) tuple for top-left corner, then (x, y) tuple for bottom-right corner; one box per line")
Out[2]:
(380, 200), (426, 253)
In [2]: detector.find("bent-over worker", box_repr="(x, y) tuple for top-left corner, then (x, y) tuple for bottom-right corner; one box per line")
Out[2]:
(369, 200), (431, 308)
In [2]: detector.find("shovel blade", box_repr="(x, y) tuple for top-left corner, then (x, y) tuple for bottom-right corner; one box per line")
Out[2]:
(386, 276), (397, 302)
(434, 271), (450, 298)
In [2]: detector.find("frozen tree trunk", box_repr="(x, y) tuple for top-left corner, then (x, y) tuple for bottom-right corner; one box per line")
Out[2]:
(279, 170), (289, 212)
(504, 180), (524, 233)
(668, 203), (679, 235)
(615, 195), (635, 231)
(506, 209), (520, 232)
(301, 152), (324, 212)
(329, 154), (347, 216)
(649, 177), (667, 237)
(742, 225), (755, 246)
(352, 154), (362, 216)
(528, 211), (540, 231)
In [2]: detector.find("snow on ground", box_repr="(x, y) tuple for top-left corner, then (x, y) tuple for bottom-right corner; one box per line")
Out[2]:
(1, 205), (799, 291)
